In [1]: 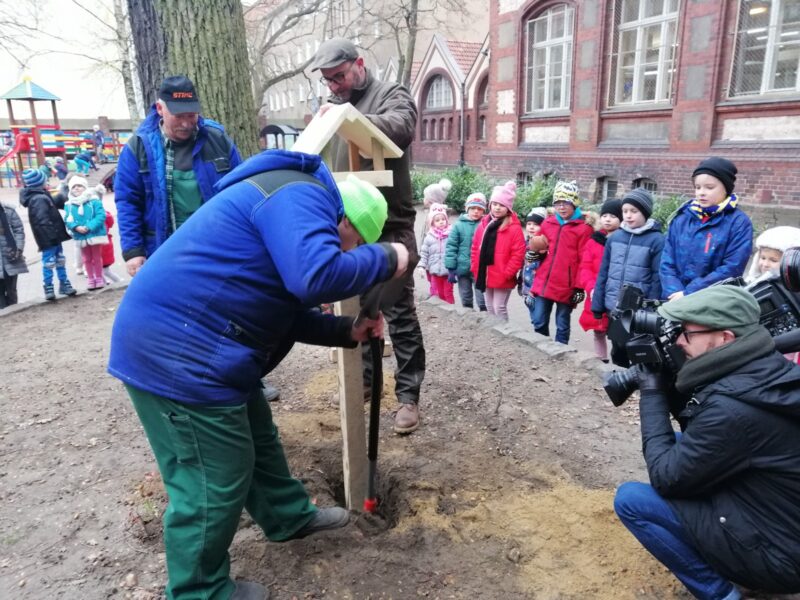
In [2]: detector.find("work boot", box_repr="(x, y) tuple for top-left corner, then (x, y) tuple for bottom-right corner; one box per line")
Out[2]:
(231, 580), (269, 600)
(393, 402), (420, 434)
(261, 380), (280, 403)
(59, 280), (77, 296)
(289, 507), (349, 540)
(44, 284), (56, 301)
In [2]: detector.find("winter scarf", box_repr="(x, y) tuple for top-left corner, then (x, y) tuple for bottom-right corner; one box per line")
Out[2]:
(675, 327), (774, 394)
(688, 193), (738, 222)
(476, 217), (503, 292)
(430, 224), (450, 240)
(556, 206), (584, 225)
(67, 190), (94, 215)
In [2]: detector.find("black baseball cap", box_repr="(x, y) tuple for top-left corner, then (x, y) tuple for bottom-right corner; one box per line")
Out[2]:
(310, 38), (360, 71)
(158, 75), (201, 113)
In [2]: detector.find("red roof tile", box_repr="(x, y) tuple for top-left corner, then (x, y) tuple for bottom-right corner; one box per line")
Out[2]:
(444, 39), (484, 78)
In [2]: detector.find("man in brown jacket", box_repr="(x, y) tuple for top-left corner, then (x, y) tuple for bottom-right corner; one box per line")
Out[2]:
(311, 38), (425, 434)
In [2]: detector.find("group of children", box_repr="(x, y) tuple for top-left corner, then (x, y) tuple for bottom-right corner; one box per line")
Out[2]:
(416, 157), (800, 366)
(0, 166), (122, 308)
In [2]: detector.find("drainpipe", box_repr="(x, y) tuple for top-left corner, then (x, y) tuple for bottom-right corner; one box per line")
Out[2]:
(459, 79), (466, 167)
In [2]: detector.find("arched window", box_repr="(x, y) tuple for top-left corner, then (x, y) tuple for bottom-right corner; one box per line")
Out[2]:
(439, 118), (446, 139)
(420, 119), (427, 141)
(447, 117), (453, 140)
(596, 176), (619, 203)
(525, 4), (575, 112)
(426, 75), (454, 109)
(478, 115), (487, 141)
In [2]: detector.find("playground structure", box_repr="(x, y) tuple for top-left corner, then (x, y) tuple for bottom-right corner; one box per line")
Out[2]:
(0, 77), (129, 187)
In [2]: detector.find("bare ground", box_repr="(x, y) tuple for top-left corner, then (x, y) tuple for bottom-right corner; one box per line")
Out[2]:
(1, 287), (695, 599)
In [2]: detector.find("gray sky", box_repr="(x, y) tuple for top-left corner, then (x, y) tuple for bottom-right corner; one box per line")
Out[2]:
(0, 0), (131, 121)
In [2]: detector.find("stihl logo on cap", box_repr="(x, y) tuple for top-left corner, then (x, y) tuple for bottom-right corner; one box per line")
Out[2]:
(172, 92), (194, 99)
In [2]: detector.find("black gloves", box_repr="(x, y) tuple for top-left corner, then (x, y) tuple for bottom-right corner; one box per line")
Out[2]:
(447, 269), (458, 284)
(569, 289), (586, 307)
(635, 364), (671, 393)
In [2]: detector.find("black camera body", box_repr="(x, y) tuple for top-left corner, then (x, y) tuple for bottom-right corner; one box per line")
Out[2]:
(603, 247), (800, 407)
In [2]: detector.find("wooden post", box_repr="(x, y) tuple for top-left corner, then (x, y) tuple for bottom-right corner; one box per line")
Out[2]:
(28, 100), (45, 166)
(334, 297), (367, 510)
(371, 138), (385, 171)
(347, 141), (360, 171)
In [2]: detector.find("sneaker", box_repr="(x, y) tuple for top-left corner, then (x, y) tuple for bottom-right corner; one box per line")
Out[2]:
(289, 507), (349, 540)
(76, 267), (85, 276)
(59, 281), (77, 296)
(43, 284), (56, 301)
(231, 580), (269, 600)
(393, 403), (420, 434)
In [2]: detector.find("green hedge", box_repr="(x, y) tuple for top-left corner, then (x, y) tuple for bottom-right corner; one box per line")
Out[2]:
(412, 167), (558, 220)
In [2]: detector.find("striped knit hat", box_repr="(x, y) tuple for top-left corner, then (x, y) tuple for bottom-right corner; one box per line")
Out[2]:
(22, 168), (46, 188)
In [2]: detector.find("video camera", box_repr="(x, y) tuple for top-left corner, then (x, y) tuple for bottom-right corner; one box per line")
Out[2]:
(603, 247), (800, 407)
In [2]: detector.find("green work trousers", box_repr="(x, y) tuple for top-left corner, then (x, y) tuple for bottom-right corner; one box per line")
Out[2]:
(127, 385), (317, 600)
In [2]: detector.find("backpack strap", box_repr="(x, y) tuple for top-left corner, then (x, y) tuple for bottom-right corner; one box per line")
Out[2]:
(125, 126), (236, 174)
(244, 169), (325, 199)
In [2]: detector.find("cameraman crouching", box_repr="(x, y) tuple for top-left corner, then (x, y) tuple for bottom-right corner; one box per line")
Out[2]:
(614, 285), (800, 599)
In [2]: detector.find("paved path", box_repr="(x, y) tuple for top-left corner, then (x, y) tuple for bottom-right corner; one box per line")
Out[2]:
(1, 163), (124, 306)
(2, 179), (595, 356)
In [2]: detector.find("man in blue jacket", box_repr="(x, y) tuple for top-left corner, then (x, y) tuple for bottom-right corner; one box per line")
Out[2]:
(108, 149), (409, 600)
(114, 74), (242, 277)
(614, 286), (800, 600)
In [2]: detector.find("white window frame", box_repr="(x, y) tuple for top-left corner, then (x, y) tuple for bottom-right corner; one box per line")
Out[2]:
(425, 75), (454, 109)
(611, 0), (679, 106)
(525, 4), (575, 113)
(730, 0), (800, 97)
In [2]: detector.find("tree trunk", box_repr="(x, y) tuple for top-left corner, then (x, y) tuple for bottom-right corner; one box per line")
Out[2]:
(113, 0), (142, 128)
(401, 0), (419, 89)
(126, 0), (258, 157)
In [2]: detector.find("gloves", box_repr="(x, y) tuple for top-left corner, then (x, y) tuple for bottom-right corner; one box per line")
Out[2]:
(569, 289), (585, 307)
(447, 269), (458, 284)
(593, 311), (604, 320)
(635, 364), (670, 393)
(524, 295), (534, 308)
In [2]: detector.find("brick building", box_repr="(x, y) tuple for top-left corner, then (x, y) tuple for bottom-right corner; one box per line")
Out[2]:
(412, 0), (800, 208)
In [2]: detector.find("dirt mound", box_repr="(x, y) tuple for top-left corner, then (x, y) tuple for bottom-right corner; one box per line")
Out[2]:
(0, 289), (688, 599)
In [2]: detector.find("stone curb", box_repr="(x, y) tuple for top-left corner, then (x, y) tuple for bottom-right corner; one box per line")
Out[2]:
(419, 294), (614, 378)
(0, 280), (129, 319)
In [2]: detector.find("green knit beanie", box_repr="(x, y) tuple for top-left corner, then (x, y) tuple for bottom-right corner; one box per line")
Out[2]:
(657, 285), (761, 336)
(337, 175), (388, 244)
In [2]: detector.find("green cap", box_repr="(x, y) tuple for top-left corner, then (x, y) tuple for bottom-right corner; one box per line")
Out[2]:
(337, 175), (387, 244)
(657, 285), (761, 336)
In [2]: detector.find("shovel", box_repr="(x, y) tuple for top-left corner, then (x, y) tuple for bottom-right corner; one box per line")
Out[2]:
(355, 256), (418, 513)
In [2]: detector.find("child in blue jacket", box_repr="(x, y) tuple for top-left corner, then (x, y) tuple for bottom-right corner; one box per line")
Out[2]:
(63, 176), (107, 291)
(660, 157), (752, 300)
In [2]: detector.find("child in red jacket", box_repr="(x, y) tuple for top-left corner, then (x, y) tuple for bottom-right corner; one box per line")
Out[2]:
(102, 212), (123, 283)
(578, 200), (622, 361)
(530, 180), (593, 344)
(471, 181), (526, 321)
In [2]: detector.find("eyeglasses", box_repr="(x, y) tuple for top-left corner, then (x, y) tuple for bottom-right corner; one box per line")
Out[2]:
(320, 62), (354, 86)
(681, 328), (716, 343)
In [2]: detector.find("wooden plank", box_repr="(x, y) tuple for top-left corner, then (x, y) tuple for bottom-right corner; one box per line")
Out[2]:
(371, 138), (385, 171)
(348, 141), (361, 171)
(334, 297), (367, 510)
(292, 102), (402, 159)
(331, 170), (394, 187)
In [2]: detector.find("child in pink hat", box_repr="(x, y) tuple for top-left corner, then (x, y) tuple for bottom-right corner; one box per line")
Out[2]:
(418, 203), (454, 303)
(469, 181), (526, 320)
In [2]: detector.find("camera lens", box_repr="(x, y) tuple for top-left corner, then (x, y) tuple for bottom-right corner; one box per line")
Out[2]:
(781, 247), (800, 292)
(631, 310), (663, 336)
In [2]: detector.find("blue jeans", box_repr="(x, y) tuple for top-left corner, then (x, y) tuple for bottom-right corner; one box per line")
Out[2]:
(614, 482), (740, 600)
(457, 274), (485, 310)
(532, 297), (572, 344)
(41, 244), (69, 287)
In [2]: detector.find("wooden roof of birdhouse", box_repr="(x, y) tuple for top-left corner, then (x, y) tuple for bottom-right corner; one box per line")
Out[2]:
(1, 78), (60, 101)
(292, 102), (402, 159)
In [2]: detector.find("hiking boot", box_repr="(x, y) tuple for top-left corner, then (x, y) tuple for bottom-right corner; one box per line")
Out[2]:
(44, 284), (56, 301)
(393, 403), (420, 434)
(59, 280), (77, 296)
(289, 507), (349, 540)
(231, 580), (269, 600)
